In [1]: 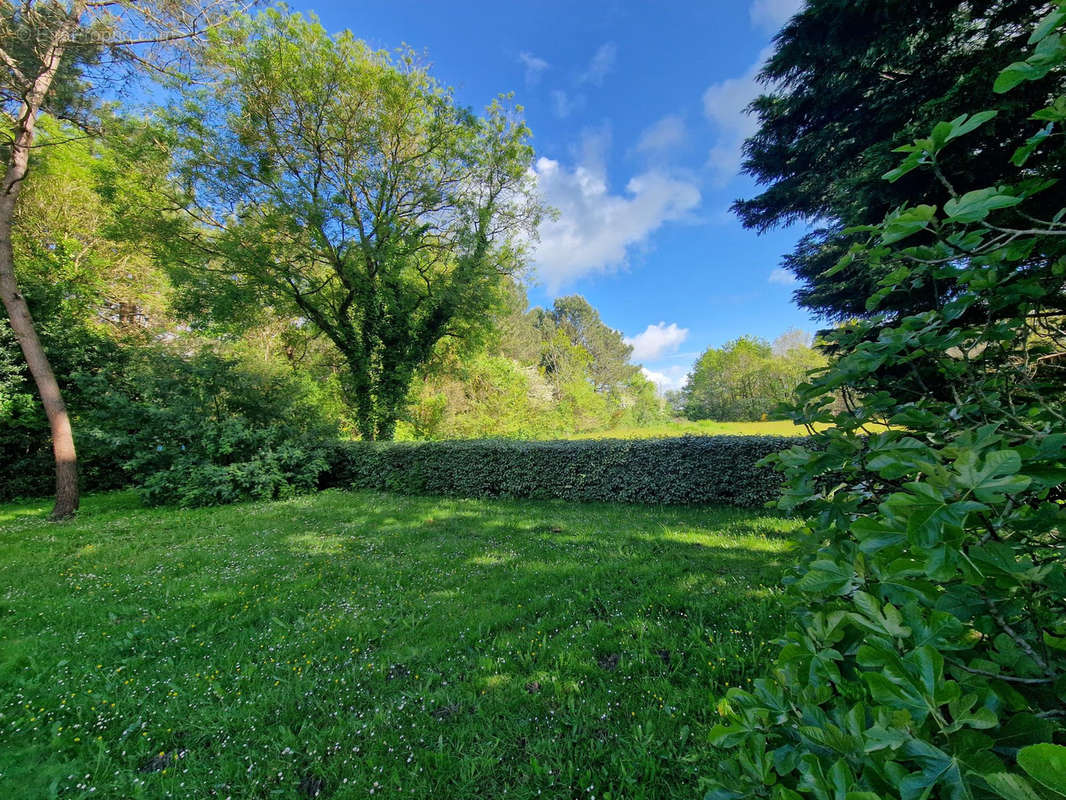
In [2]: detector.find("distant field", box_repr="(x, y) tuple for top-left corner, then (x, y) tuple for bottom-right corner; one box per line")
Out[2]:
(565, 419), (822, 439)
(0, 489), (797, 799)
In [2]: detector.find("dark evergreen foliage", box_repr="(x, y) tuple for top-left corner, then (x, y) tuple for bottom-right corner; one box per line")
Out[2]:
(736, 0), (1066, 320)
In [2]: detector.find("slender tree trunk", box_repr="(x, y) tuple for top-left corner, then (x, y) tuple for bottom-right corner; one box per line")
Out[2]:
(0, 30), (79, 519)
(0, 230), (78, 518)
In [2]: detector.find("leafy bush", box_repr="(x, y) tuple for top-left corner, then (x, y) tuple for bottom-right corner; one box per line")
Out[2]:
(0, 334), (338, 506)
(76, 349), (337, 507)
(703, 9), (1066, 799)
(137, 422), (328, 508)
(0, 311), (127, 501)
(323, 435), (795, 507)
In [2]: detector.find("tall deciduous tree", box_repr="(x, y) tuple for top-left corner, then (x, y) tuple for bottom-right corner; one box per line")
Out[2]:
(681, 332), (825, 421)
(682, 336), (777, 421)
(0, 0), (248, 519)
(142, 10), (541, 440)
(735, 1), (1066, 321)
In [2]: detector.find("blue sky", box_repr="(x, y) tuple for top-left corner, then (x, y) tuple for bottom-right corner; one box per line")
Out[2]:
(294, 0), (816, 390)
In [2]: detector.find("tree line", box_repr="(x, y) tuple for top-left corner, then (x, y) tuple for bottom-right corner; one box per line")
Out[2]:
(673, 329), (825, 422)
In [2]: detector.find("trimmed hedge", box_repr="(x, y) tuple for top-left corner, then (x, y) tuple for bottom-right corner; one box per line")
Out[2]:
(322, 435), (800, 507)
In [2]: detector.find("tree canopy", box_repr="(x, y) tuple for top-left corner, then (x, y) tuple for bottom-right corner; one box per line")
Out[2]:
(545, 295), (640, 393)
(680, 331), (824, 422)
(736, 0), (1066, 320)
(134, 10), (541, 440)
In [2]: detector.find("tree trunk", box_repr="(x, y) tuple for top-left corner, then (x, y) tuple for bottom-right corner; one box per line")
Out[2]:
(375, 415), (397, 441)
(352, 382), (376, 441)
(0, 29), (80, 519)
(0, 239), (78, 518)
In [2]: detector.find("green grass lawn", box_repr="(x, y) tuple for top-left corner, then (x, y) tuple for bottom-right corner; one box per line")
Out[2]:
(564, 419), (822, 439)
(0, 490), (798, 799)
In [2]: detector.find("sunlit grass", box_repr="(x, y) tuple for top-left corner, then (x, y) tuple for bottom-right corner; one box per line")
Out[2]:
(566, 419), (825, 439)
(0, 489), (799, 799)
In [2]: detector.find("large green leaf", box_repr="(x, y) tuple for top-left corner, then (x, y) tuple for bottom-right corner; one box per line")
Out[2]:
(902, 606), (965, 650)
(900, 739), (975, 800)
(996, 60), (1052, 93)
(882, 205), (937, 244)
(944, 188), (1023, 223)
(1029, 7), (1066, 44)
(795, 559), (859, 595)
(930, 111), (998, 148)
(860, 646), (961, 724)
(848, 592), (911, 639)
(851, 515), (907, 552)
(1017, 744), (1066, 797)
(954, 449), (1031, 502)
(983, 772), (1047, 800)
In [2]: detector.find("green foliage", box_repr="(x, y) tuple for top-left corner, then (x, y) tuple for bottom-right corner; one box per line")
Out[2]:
(0, 330), (338, 506)
(11, 116), (172, 329)
(0, 4), (102, 122)
(128, 9), (541, 440)
(324, 435), (795, 507)
(0, 117), (344, 506)
(1017, 744), (1066, 796)
(547, 295), (641, 392)
(0, 322), (52, 500)
(136, 427), (327, 508)
(703, 9), (1066, 799)
(735, 1), (1066, 320)
(400, 353), (562, 440)
(76, 349), (337, 507)
(400, 286), (668, 440)
(682, 330), (825, 422)
(0, 306), (125, 501)
(0, 115), (185, 501)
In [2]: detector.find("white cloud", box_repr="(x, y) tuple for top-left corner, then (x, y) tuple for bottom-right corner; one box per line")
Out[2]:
(749, 0), (803, 32)
(518, 51), (549, 85)
(634, 115), (686, 154)
(625, 322), (689, 362)
(702, 46), (772, 184)
(769, 267), (798, 286)
(580, 42), (618, 86)
(531, 154), (701, 291)
(550, 89), (584, 119)
(641, 365), (690, 393)
(701, 0), (804, 181)
(577, 125), (611, 173)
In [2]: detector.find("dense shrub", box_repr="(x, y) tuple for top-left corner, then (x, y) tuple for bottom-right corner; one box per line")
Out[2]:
(322, 435), (796, 507)
(0, 313), (128, 501)
(76, 349), (338, 507)
(0, 337), (338, 506)
(137, 423), (328, 508)
(0, 383), (53, 501)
